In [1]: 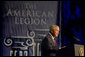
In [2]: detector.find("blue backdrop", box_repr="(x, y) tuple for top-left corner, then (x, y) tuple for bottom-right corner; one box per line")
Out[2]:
(61, 1), (84, 47)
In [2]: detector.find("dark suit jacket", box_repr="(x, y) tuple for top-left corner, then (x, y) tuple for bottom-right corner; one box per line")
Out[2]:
(41, 33), (57, 56)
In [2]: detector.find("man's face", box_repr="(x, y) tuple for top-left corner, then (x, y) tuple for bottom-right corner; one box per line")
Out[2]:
(52, 26), (60, 37)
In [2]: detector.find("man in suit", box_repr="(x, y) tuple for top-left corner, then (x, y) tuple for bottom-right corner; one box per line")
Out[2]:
(41, 25), (60, 56)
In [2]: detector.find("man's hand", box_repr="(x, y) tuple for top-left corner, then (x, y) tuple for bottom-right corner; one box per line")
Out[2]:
(59, 46), (66, 50)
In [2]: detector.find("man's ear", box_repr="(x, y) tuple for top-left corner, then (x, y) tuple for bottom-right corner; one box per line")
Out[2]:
(51, 31), (54, 34)
(50, 31), (55, 37)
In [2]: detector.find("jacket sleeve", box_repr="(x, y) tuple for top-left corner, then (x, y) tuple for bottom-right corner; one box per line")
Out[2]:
(41, 37), (57, 56)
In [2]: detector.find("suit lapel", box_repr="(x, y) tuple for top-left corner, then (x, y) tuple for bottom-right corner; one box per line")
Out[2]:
(48, 33), (55, 47)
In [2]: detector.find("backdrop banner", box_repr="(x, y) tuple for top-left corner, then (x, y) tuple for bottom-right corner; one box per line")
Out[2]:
(1, 1), (60, 56)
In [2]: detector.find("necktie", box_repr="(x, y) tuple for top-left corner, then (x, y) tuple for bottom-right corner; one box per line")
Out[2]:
(54, 38), (56, 46)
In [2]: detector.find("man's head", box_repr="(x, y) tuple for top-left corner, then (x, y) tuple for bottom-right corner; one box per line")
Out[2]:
(49, 25), (60, 37)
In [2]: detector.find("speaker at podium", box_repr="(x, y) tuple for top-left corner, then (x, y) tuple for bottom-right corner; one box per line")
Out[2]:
(56, 44), (84, 56)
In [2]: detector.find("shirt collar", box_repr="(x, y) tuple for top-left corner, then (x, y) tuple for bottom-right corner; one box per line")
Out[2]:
(49, 33), (55, 40)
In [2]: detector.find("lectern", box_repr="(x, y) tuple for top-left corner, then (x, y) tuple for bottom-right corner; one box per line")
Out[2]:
(56, 44), (84, 56)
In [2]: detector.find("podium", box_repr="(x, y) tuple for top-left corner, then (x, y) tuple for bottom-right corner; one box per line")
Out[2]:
(56, 44), (84, 56)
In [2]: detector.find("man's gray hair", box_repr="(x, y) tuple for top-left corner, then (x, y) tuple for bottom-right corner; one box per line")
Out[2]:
(49, 25), (59, 31)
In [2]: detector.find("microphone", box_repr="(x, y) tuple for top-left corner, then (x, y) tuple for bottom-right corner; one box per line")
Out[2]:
(73, 36), (81, 42)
